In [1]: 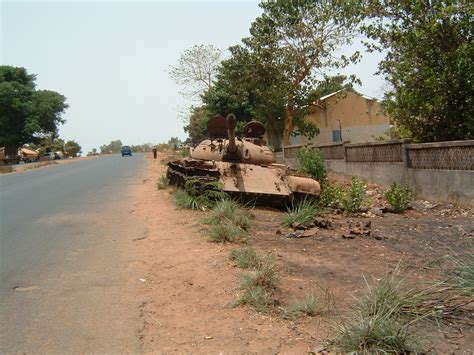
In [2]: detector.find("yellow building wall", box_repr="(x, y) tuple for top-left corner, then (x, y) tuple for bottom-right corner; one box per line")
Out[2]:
(298, 91), (391, 145)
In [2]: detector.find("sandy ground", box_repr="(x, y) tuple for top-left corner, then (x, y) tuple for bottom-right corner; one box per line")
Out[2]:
(131, 152), (473, 354)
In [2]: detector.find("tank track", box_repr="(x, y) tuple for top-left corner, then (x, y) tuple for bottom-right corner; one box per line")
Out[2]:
(167, 159), (221, 188)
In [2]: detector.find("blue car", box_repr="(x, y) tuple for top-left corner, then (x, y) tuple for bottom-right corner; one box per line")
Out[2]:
(121, 146), (132, 157)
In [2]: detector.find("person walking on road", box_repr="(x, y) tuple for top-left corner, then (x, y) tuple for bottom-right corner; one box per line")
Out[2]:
(152, 145), (157, 159)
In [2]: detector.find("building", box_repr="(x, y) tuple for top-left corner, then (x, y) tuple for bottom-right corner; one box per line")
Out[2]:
(289, 90), (392, 145)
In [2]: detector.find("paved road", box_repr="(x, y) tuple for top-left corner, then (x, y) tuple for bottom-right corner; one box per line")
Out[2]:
(0, 154), (147, 353)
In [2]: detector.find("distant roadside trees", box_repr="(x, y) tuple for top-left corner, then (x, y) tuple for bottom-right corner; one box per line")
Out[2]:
(100, 140), (122, 154)
(0, 65), (68, 156)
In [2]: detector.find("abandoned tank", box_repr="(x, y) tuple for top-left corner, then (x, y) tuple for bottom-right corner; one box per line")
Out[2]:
(167, 114), (320, 206)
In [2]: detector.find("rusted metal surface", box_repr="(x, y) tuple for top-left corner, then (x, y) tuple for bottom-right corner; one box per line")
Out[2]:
(167, 114), (320, 206)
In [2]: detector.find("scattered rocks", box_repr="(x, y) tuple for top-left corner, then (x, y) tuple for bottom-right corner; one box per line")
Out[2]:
(313, 217), (334, 230)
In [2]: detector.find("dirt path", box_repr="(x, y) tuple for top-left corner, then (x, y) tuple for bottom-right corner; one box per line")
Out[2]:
(130, 153), (323, 353)
(130, 152), (473, 353)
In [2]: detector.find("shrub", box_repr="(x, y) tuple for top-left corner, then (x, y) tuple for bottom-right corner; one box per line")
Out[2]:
(282, 198), (319, 227)
(296, 146), (327, 183)
(286, 292), (321, 317)
(174, 189), (214, 211)
(384, 183), (414, 212)
(207, 222), (246, 243)
(229, 247), (262, 269)
(318, 181), (344, 210)
(342, 177), (366, 213)
(156, 174), (169, 190)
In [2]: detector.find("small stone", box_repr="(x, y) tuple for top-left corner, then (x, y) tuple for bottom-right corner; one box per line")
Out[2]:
(342, 233), (355, 239)
(370, 208), (384, 216)
(204, 336), (213, 340)
(276, 229), (282, 235)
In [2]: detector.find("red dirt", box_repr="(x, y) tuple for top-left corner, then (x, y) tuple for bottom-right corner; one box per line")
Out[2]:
(131, 152), (474, 353)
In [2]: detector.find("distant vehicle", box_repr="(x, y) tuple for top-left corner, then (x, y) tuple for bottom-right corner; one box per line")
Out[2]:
(43, 152), (55, 160)
(121, 146), (132, 157)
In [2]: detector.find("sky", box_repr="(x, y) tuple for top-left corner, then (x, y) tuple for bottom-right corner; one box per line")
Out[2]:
(1, 0), (386, 154)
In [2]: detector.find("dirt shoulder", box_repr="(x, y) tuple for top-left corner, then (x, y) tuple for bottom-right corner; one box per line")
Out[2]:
(132, 152), (473, 353)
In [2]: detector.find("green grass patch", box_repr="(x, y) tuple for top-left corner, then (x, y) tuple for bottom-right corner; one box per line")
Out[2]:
(174, 189), (214, 211)
(450, 252), (474, 295)
(203, 199), (253, 230)
(207, 222), (247, 243)
(286, 292), (321, 317)
(282, 198), (319, 227)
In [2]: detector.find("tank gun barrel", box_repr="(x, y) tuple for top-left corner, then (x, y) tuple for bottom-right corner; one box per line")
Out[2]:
(226, 114), (238, 154)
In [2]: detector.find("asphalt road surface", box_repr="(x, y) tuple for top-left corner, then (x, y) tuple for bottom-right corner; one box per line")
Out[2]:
(0, 154), (147, 353)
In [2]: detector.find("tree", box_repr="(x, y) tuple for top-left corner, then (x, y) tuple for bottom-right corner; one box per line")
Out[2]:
(169, 44), (223, 99)
(363, 0), (473, 142)
(240, 1), (361, 145)
(64, 140), (82, 157)
(183, 106), (211, 145)
(0, 66), (68, 155)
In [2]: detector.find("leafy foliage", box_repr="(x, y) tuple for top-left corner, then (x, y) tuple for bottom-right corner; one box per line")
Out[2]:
(318, 182), (345, 210)
(384, 183), (414, 212)
(0, 66), (68, 155)
(342, 177), (366, 213)
(362, 0), (473, 142)
(296, 146), (327, 183)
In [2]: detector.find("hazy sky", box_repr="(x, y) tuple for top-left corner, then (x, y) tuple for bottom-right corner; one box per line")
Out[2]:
(2, 0), (386, 153)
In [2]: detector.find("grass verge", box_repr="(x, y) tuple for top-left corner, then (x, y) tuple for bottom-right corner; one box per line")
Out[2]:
(282, 198), (319, 227)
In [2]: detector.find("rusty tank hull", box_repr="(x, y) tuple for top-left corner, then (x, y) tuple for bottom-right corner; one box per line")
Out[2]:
(167, 114), (320, 206)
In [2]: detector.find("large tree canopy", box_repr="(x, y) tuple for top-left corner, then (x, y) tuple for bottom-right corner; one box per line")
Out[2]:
(0, 66), (68, 155)
(240, 0), (361, 145)
(363, 0), (473, 142)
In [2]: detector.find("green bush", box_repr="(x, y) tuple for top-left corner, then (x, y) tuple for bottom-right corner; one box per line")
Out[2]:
(318, 181), (344, 210)
(342, 177), (366, 213)
(296, 146), (327, 183)
(282, 198), (319, 227)
(384, 183), (414, 212)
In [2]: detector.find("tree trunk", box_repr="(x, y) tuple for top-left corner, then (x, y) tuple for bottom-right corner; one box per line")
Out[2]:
(282, 107), (294, 146)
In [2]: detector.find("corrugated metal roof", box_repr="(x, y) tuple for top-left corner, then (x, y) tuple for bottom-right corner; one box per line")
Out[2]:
(318, 89), (377, 102)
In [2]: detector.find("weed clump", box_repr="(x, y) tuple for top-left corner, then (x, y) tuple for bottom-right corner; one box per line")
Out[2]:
(229, 247), (262, 269)
(449, 252), (474, 295)
(156, 174), (169, 190)
(207, 223), (246, 243)
(384, 183), (414, 212)
(282, 198), (319, 227)
(232, 254), (279, 313)
(286, 293), (321, 317)
(203, 199), (253, 231)
(333, 270), (424, 353)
